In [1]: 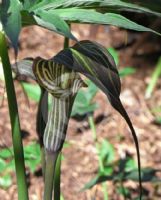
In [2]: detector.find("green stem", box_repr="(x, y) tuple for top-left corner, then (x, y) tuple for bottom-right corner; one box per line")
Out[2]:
(0, 32), (29, 200)
(53, 153), (62, 200)
(64, 24), (70, 49)
(41, 146), (46, 181)
(145, 56), (161, 98)
(44, 151), (59, 200)
(88, 115), (104, 171)
(88, 115), (108, 200)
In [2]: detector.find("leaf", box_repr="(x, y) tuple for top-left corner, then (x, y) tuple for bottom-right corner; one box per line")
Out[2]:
(0, 0), (21, 54)
(124, 158), (137, 172)
(117, 186), (130, 197)
(23, 0), (38, 9)
(30, 0), (161, 17)
(0, 174), (12, 188)
(119, 67), (136, 77)
(53, 40), (142, 198)
(44, 9), (160, 35)
(24, 143), (41, 173)
(22, 82), (41, 102)
(0, 148), (13, 159)
(0, 158), (7, 172)
(33, 9), (76, 40)
(72, 101), (98, 116)
(20, 9), (76, 40)
(24, 143), (41, 157)
(71, 79), (99, 116)
(125, 168), (161, 182)
(108, 47), (119, 66)
(82, 168), (161, 191)
(100, 139), (115, 165)
(129, 0), (161, 12)
(22, 0), (161, 35)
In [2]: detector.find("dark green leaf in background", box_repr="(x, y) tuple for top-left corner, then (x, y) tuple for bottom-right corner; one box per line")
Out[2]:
(82, 168), (161, 191)
(0, 0), (21, 54)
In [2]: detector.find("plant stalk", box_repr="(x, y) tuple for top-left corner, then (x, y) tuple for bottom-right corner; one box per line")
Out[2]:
(145, 56), (161, 99)
(0, 32), (29, 200)
(44, 151), (59, 200)
(53, 153), (62, 200)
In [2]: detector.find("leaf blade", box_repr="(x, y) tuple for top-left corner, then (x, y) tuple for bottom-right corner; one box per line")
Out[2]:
(0, 0), (21, 54)
(46, 8), (160, 35)
(33, 9), (76, 40)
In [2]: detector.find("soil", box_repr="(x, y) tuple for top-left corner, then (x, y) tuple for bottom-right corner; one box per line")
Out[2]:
(0, 24), (161, 200)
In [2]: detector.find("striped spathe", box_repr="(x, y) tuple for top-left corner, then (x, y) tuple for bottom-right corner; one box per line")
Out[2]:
(33, 57), (84, 152)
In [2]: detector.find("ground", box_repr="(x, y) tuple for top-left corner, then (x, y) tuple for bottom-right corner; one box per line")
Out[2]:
(0, 24), (161, 200)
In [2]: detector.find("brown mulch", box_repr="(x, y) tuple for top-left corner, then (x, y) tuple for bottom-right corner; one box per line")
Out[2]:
(0, 24), (161, 200)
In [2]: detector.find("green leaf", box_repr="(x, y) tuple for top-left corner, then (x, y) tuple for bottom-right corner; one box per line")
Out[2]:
(6, 159), (15, 171)
(117, 186), (130, 197)
(82, 168), (161, 191)
(0, 148), (13, 159)
(24, 143), (40, 157)
(100, 139), (115, 165)
(48, 8), (160, 35)
(71, 79), (99, 116)
(33, 9), (76, 40)
(72, 101), (98, 116)
(125, 158), (137, 172)
(30, 0), (161, 17)
(127, 0), (161, 12)
(108, 48), (119, 66)
(155, 117), (161, 125)
(23, 0), (38, 9)
(22, 82), (41, 102)
(24, 143), (41, 173)
(0, 174), (12, 188)
(0, 158), (7, 172)
(125, 168), (161, 182)
(119, 67), (136, 77)
(21, 9), (76, 40)
(0, 0), (21, 54)
(22, 0), (161, 35)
